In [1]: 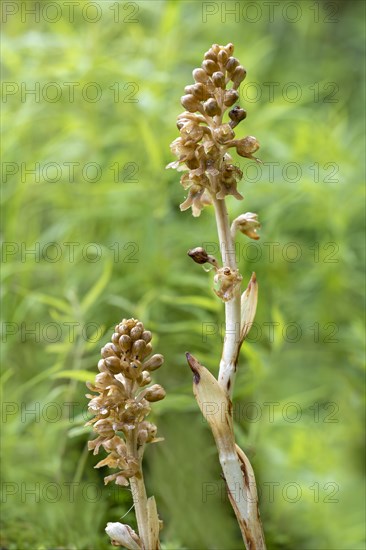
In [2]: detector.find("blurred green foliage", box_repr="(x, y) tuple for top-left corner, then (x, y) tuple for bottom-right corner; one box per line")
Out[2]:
(1, 1), (365, 549)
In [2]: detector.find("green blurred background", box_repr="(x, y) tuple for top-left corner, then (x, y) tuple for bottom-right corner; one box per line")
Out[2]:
(1, 1), (365, 548)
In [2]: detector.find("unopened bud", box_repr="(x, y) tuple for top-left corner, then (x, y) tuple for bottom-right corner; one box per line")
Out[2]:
(191, 82), (211, 101)
(212, 71), (225, 89)
(143, 354), (164, 371)
(139, 371), (152, 387)
(188, 247), (209, 264)
(111, 332), (120, 345)
(224, 43), (234, 56)
(202, 59), (220, 75)
(119, 334), (131, 351)
(131, 339), (146, 358)
(181, 94), (200, 113)
(105, 356), (122, 374)
(236, 136), (260, 157)
(192, 68), (208, 83)
(101, 343), (117, 358)
(188, 247), (219, 268)
(231, 65), (247, 89)
(144, 384), (166, 402)
(141, 330), (152, 343)
(130, 325), (143, 341)
(204, 49), (217, 62)
(217, 49), (229, 65)
(204, 98), (221, 117)
(229, 106), (247, 128)
(224, 89), (239, 107)
(144, 343), (153, 357)
(98, 359), (107, 372)
(225, 57), (239, 73)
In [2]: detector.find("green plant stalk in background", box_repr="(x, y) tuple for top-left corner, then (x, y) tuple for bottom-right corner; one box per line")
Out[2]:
(168, 42), (266, 548)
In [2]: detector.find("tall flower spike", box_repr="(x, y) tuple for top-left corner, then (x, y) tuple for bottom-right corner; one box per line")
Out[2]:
(86, 318), (165, 549)
(166, 43), (260, 217)
(170, 43), (266, 549)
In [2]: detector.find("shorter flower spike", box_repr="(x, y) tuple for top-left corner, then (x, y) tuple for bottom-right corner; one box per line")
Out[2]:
(86, 318), (165, 486)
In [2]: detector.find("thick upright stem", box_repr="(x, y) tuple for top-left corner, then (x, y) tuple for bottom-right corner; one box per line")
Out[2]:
(209, 196), (266, 549)
(212, 196), (241, 398)
(127, 434), (156, 550)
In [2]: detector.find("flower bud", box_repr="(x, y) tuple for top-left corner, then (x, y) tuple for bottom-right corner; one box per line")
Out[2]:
(236, 136), (260, 157)
(192, 68), (208, 83)
(143, 354), (164, 371)
(141, 330), (152, 343)
(204, 49), (217, 62)
(130, 325), (143, 341)
(223, 89), (239, 107)
(212, 71), (225, 89)
(119, 334), (131, 351)
(144, 384), (166, 402)
(116, 323), (126, 334)
(98, 359), (107, 372)
(202, 59), (220, 75)
(231, 65), (247, 89)
(139, 371), (152, 387)
(184, 84), (196, 95)
(204, 98), (221, 117)
(188, 247), (219, 268)
(131, 339), (146, 358)
(191, 83), (211, 101)
(105, 356), (122, 374)
(224, 43), (234, 56)
(217, 49), (228, 65)
(144, 343), (153, 357)
(101, 343), (117, 358)
(111, 332), (120, 345)
(225, 56), (239, 73)
(187, 247), (209, 264)
(229, 106), (247, 128)
(181, 94), (200, 113)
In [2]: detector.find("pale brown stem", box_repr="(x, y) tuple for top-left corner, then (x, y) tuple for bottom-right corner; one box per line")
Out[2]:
(212, 195), (241, 398)
(186, 353), (266, 550)
(209, 197), (266, 549)
(126, 433), (152, 549)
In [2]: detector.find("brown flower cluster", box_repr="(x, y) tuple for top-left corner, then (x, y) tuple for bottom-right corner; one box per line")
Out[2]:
(86, 318), (165, 486)
(166, 42), (260, 217)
